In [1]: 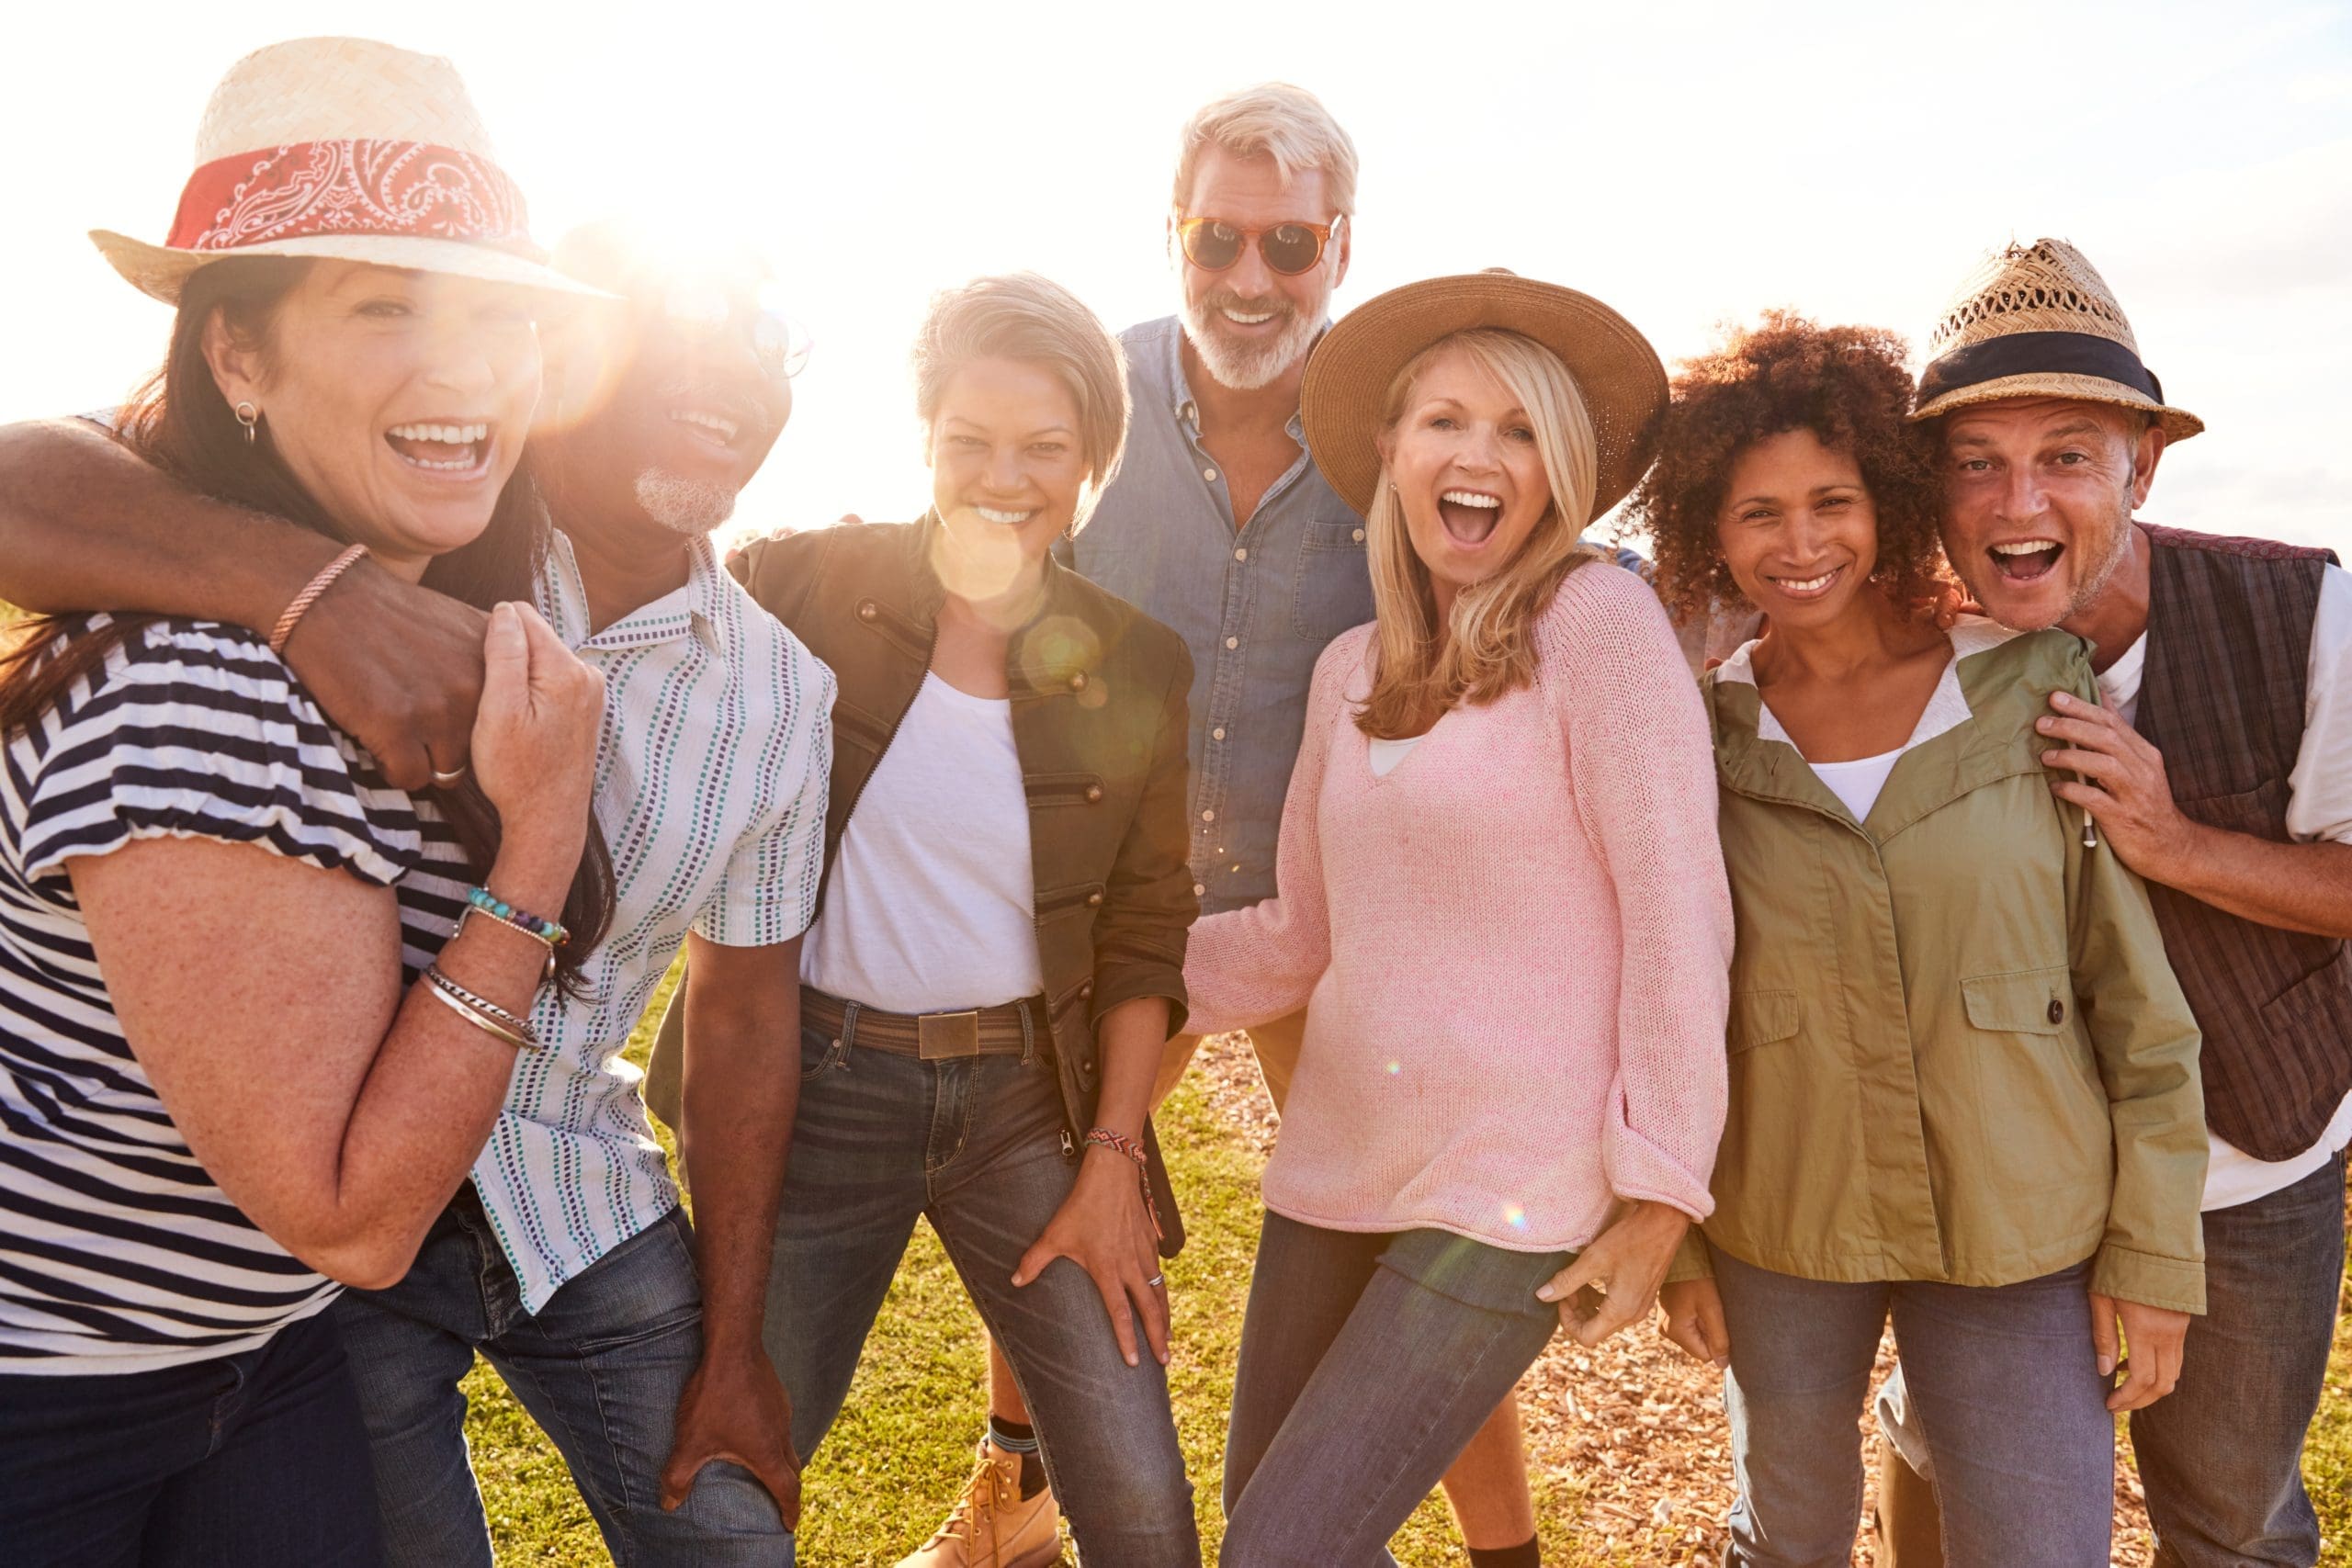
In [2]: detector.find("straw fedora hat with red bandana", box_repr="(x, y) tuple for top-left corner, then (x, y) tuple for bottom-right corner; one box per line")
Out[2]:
(1910, 238), (2202, 443)
(91, 36), (604, 302)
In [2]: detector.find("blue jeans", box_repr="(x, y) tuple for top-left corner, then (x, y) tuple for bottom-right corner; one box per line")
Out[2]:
(333, 1191), (788, 1567)
(1218, 1210), (1569, 1568)
(0, 1310), (378, 1566)
(1712, 1245), (2113, 1566)
(766, 1020), (1198, 1567)
(2132, 1151), (2346, 1567)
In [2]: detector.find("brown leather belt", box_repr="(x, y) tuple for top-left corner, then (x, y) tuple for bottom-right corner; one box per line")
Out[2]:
(800, 986), (1046, 1061)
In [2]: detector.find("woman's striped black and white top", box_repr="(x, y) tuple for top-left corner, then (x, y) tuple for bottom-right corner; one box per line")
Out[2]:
(0, 615), (467, 1374)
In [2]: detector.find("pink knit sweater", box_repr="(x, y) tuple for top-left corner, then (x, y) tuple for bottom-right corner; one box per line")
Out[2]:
(1185, 563), (1734, 1252)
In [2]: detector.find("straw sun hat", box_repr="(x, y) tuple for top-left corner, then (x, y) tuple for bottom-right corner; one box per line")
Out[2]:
(1910, 238), (2201, 442)
(91, 36), (604, 303)
(1301, 270), (1668, 524)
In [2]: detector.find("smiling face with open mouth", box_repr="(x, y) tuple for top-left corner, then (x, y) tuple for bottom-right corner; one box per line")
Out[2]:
(1174, 147), (1346, 392)
(1939, 398), (2159, 632)
(1379, 344), (1553, 611)
(205, 262), (541, 577)
(1713, 428), (1882, 628)
(926, 356), (1091, 600)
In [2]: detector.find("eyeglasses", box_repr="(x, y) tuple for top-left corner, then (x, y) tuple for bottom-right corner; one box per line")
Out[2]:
(658, 280), (814, 380)
(1174, 215), (1341, 276)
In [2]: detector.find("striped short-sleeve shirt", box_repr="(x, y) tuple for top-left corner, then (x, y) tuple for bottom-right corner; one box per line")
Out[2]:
(466, 533), (833, 1311)
(0, 615), (468, 1373)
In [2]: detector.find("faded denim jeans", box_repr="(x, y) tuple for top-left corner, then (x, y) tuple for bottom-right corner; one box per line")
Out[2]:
(1712, 1244), (2114, 1566)
(333, 1193), (789, 1567)
(765, 1019), (1199, 1567)
(1218, 1210), (1570, 1567)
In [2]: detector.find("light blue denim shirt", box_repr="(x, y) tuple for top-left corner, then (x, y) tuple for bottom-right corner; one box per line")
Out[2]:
(1060, 316), (1373, 913)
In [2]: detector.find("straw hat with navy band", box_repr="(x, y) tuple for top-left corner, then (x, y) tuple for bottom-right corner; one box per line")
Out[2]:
(1908, 238), (2202, 443)
(91, 35), (607, 303)
(1300, 269), (1670, 524)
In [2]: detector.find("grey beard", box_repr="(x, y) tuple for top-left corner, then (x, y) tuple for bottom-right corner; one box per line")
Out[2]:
(634, 469), (739, 536)
(1182, 298), (1319, 392)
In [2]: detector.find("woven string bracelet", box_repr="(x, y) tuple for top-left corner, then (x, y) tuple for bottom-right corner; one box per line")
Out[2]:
(1082, 1127), (1163, 1241)
(267, 543), (368, 656)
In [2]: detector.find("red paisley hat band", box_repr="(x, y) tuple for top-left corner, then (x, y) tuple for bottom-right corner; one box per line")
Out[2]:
(164, 139), (545, 262)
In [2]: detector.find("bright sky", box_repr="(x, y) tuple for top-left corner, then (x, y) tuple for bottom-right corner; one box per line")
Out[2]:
(8, 1), (2347, 561)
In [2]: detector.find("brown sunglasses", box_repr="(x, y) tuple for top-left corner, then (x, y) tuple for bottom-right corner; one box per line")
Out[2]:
(1174, 215), (1342, 276)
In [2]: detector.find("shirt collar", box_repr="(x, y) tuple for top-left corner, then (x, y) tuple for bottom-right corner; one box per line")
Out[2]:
(1158, 314), (1324, 442)
(543, 530), (728, 658)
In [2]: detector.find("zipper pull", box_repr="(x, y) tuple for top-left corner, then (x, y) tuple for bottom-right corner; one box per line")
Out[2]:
(1060, 1128), (1075, 1158)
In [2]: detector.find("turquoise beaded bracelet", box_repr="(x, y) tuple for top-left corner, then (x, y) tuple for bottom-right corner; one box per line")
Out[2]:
(466, 886), (569, 948)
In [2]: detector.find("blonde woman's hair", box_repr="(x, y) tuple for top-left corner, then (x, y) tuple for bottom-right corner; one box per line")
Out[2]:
(1358, 329), (1600, 739)
(1172, 83), (1359, 219)
(911, 272), (1132, 534)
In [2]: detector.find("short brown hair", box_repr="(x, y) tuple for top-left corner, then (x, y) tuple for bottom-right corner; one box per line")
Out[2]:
(911, 273), (1131, 531)
(1628, 311), (1944, 621)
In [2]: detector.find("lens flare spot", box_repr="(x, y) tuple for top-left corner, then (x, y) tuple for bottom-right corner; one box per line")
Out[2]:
(1385, 1060), (1401, 1077)
(1503, 1203), (1528, 1231)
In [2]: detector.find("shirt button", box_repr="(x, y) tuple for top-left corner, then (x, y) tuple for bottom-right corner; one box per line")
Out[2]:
(1234, 547), (1248, 562)
(1193, 882), (1206, 897)
(1201, 809), (1216, 823)
(856, 601), (878, 621)
(2047, 998), (2066, 1025)
(1085, 890), (1104, 908)
(1068, 671), (1088, 693)
(1212, 727), (1227, 740)
(1204, 467), (1218, 482)
(1225, 636), (1239, 649)
(1083, 784), (1103, 803)
(1078, 980), (1093, 1000)
(1352, 528), (1366, 542)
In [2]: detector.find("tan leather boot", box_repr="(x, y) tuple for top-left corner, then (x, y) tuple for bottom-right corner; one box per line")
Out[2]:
(893, 1438), (1062, 1568)
(1870, 1435), (1946, 1568)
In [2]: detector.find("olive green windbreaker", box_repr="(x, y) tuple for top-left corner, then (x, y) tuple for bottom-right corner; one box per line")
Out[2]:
(1672, 624), (2208, 1314)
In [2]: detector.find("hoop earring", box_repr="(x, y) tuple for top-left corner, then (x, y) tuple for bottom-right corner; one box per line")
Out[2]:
(234, 401), (260, 446)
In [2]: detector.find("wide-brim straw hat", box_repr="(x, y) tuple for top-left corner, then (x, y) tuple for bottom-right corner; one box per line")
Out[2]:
(1910, 238), (2200, 442)
(91, 36), (606, 303)
(1302, 271), (1668, 524)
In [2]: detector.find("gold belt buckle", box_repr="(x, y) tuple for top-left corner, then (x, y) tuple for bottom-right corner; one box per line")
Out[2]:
(917, 1010), (982, 1060)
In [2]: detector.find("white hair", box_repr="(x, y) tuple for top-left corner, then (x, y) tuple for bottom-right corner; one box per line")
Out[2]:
(1171, 83), (1359, 218)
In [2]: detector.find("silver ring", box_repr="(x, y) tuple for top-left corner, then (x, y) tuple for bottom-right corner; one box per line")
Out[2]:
(430, 765), (469, 788)
(1147, 1273), (1166, 1288)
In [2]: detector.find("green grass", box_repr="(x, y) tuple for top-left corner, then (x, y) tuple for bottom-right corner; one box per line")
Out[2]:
(461, 973), (2351, 1563)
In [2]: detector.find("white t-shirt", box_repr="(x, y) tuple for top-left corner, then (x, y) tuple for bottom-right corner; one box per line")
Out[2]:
(1366, 733), (1425, 778)
(800, 672), (1045, 1013)
(2096, 562), (2352, 1211)
(1730, 617), (2011, 820)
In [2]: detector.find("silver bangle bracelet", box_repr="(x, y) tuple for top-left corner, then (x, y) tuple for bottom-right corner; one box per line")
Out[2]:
(419, 970), (531, 1050)
(423, 965), (539, 1046)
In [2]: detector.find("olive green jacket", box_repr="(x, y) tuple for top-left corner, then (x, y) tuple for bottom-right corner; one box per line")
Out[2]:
(1673, 623), (2208, 1314)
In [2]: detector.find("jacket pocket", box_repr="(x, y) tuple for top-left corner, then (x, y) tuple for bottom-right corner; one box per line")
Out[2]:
(1961, 964), (2074, 1034)
(1035, 880), (1107, 922)
(1291, 519), (1374, 642)
(2172, 776), (2286, 838)
(832, 697), (897, 753)
(1727, 989), (1800, 1054)
(1025, 770), (1108, 810)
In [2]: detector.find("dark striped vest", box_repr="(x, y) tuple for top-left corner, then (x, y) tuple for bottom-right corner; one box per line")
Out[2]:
(2134, 524), (2351, 1160)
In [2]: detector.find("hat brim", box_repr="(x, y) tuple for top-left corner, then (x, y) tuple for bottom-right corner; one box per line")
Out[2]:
(89, 229), (616, 306)
(1301, 273), (1668, 524)
(1910, 370), (2202, 445)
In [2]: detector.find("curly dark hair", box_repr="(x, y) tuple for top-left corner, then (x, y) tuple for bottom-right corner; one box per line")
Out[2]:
(1625, 310), (1945, 622)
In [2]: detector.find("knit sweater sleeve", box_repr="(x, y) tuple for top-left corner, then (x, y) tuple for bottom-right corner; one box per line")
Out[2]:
(1180, 626), (1363, 1035)
(1544, 566), (1734, 1222)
